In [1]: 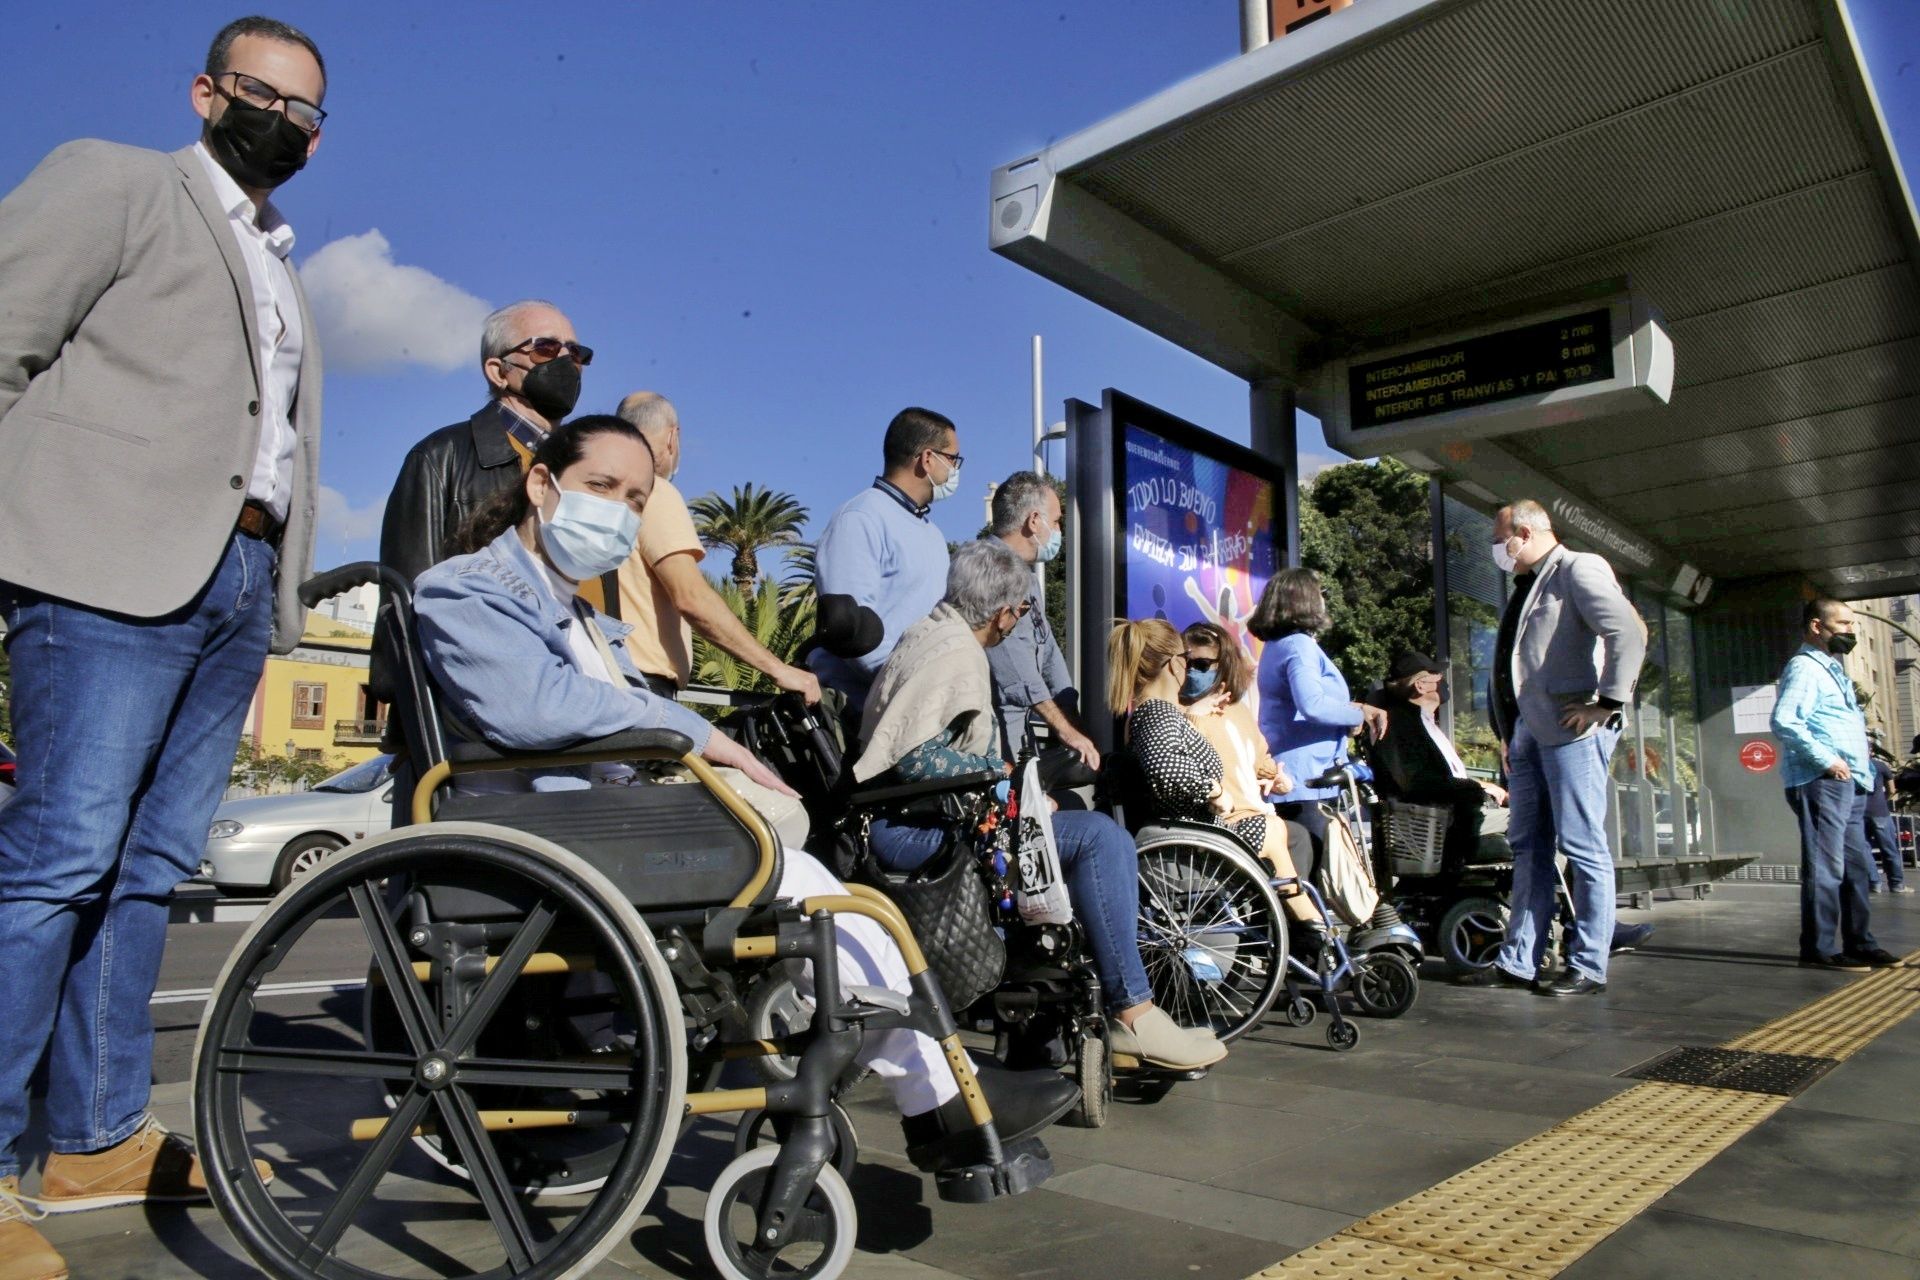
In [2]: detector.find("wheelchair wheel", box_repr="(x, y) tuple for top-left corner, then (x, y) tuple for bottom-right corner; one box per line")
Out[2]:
(194, 823), (686, 1280)
(1351, 951), (1419, 1019)
(1284, 994), (1316, 1027)
(744, 960), (814, 1082)
(1327, 1020), (1360, 1051)
(1135, 833), (1287, 1042)
(1438, 895), (1509, 974)
(1066, 1029), (1111, 1129)
(705, 1145), (857, 1280)
(732, 1103), (859, 1182)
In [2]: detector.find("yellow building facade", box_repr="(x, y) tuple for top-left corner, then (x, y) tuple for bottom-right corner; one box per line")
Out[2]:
(244, 622), (383, 768)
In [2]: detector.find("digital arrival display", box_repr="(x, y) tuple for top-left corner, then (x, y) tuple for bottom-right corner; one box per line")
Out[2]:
(1348, 307), (1616, 430)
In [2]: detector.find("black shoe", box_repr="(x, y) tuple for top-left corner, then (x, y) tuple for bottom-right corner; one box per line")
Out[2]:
(1610, 922), (1655, 954)
(1800, 953), (1871, 972)
(1542, 973), (1606, 997)
(1843, 947), (1903, 968)
(901, 1060), (1078, 1173)
(1460, 965), (1535, 990)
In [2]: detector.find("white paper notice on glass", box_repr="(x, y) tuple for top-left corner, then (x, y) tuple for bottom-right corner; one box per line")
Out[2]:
(1731, 684), (1778, 736)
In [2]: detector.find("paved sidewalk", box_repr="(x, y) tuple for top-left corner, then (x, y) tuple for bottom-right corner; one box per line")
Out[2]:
(26, 885), (1920, 1279)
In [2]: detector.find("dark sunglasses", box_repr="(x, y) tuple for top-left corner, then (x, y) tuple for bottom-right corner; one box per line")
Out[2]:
(505, 336), (594, 367)
(1184, 655), (1217, 672)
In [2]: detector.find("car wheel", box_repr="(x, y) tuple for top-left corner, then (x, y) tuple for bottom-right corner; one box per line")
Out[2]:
(270, 833), (346, 891)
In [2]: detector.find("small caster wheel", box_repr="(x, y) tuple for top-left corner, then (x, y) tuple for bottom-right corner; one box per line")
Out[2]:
(732, 1103), (859, 1182)
(705, 1144), (856, 1280)
(1326, 1021), (1360, 1052)
(1067, 1031), (1111, 1128)
(1285, 996), (1316, 1027)
(1351, 952), (1419, 1019)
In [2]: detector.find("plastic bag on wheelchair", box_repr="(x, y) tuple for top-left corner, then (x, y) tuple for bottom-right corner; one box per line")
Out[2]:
(1007, 759), (1074, 926)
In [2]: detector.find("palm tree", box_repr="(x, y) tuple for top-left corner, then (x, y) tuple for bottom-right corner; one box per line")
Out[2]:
(779, 542), (818, 607)
(688, 484), (809, 593)
(691, 575), (818, 694)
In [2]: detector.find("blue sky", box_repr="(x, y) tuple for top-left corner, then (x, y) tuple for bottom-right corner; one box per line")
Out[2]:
(6, 1), (1919, 574)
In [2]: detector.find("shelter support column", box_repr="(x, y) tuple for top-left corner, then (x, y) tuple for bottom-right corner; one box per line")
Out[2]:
(1250, 378), (1299, 567)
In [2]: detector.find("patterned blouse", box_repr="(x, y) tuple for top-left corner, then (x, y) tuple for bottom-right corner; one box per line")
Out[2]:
(1131, 698), (1268, 849)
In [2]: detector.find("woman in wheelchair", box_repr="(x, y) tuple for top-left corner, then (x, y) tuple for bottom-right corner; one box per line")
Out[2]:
(1110, 619), (1332, 955)
(411, 415), (1078, 1169)
(853, 539), (1227, 1072)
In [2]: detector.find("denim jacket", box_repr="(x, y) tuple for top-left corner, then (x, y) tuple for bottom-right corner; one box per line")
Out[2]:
(1770, 644), (1871, 791)
(412, 529), (714, 770)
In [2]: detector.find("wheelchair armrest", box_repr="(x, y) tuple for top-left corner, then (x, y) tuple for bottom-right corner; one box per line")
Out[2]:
(447, 727), (696, 765)
(848, 768), (1004, 808)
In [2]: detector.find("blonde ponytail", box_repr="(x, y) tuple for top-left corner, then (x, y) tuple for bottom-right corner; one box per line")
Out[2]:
(1106, 617), (1184, 712)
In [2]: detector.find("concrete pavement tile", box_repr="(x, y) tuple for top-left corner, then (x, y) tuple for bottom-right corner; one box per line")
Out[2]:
(1046, 1162), (1352, 1250)
(1209, 1124), (1508, 1218)
(1650, 1107), (1920, 1259)
(1559, 1209), (1920, 1280)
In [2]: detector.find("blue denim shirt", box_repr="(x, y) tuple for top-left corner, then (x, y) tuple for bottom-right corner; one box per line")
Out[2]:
(1770, 644), (1871, 792)
(1257, 632), (1364, 801)
(413, 529), (714, 767)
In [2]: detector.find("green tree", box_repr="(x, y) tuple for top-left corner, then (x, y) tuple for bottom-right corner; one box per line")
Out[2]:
(1299, 457), (1434, 692)
(779, 542), (818, 607)
(688, 484), (808, 593)
(691, 575), (819, 695)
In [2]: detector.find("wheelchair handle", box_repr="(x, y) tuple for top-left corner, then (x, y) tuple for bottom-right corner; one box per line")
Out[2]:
(298, 561), (415, 610)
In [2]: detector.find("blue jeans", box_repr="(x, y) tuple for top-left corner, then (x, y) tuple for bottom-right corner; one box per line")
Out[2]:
(1786, 778), (1879, 958)
(870, 809), (1153, 1011)
(1496, 723), (1620, 983)
(0, 533), (275, 1177)
(1864, 813), (1905, 890)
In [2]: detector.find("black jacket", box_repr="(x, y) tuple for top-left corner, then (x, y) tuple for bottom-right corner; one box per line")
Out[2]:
(1367, 693), (1484, 809)
(371, 403), (617, 703)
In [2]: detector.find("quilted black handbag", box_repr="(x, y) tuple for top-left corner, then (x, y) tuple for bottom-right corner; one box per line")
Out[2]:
(859, 825), (1006, 1013)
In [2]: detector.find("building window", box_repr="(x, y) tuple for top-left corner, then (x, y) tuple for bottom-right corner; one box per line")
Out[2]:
(292, 682), (326, 729)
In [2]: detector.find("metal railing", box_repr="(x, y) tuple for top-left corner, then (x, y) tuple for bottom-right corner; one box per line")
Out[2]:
(333, 718), (386, 745)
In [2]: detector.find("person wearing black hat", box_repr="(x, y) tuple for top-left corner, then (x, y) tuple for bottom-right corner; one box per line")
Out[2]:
(1368, 651), (1507, 873)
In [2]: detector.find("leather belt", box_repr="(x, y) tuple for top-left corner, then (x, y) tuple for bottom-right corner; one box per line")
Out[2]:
(635, 672), (680, 700)
(236, 498), (283, 545)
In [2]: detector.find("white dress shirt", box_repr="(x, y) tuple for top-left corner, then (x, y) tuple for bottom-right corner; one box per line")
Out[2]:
(195, 143), (302, 523)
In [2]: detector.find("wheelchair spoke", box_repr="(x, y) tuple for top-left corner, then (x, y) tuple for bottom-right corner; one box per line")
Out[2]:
(351, 881), (439, 1056)
(455, 1055), (640, 1093)
(300, 1086), (433, 1263)
(432, 1085), (542, 1271)
(215, 1044), (417, 1080)
(440, 897), (560, 1060)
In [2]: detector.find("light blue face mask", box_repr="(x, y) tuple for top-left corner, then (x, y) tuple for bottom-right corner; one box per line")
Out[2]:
(1037, 525), (1063, 562)
(538, 488), (642, 582)
(1181, 666), (1219, 702)
(931, 460), (962, 502)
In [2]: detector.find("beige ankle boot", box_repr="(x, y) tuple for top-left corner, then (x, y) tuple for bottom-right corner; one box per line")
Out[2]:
(0, 1177), (67, 1280)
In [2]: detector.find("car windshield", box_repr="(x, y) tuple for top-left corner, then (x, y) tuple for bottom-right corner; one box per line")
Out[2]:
(313, 754), (394, 794)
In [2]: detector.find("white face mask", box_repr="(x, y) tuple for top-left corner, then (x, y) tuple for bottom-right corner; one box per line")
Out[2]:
(538, 488), (642, 581)
(1490, 536), (1519, 574)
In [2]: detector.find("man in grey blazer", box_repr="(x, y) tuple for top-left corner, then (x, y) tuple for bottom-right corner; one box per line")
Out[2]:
(0, 16), (324, 1256)
(1483, 499), (1645, 997)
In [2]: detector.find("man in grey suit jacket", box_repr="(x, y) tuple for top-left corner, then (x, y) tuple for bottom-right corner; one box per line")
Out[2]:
(0, 17), (324, 1256)
(1482, 499), (1645, 997)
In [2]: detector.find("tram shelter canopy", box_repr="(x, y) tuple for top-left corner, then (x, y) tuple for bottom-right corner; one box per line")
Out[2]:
(990, 0), (1920, 599)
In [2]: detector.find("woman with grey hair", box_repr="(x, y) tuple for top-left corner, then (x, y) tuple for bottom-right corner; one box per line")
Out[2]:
(853, 541), (1226, 1071)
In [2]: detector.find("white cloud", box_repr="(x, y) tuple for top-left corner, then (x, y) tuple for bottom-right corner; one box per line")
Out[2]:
(301, 230), (491, 372)
(317, 484), (386, 550)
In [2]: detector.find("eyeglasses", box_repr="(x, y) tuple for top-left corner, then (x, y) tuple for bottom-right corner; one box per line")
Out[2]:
(504, 336), (594, 367)
(929, 448), (965, 469)
(1184, 655), (1217, 672)
(216, 72), (326, 132)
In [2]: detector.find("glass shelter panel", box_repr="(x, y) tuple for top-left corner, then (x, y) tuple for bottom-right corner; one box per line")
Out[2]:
(1441, 496), (1504, 774)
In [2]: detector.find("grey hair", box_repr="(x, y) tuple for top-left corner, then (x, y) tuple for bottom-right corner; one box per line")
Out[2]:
(990, 471), (1054, 537)
(945, 539), (1034, 628)
(480, 299), (561, 393)
(1506, 498), (1553, 535)
(616, 390), (678, 440)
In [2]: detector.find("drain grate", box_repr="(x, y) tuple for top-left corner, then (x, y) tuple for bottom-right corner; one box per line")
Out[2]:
(1620, 1045), (1836, 1096)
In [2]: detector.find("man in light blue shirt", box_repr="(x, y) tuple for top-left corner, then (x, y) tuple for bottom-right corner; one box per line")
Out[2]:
(811, 408), (960, 707)
(1770, 598), (1895, 970)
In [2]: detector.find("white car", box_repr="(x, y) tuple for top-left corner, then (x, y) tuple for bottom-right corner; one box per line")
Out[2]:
(201, 754), (394, 893)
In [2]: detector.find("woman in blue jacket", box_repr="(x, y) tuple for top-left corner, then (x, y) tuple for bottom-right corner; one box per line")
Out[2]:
(1249, 568), (1387, 871)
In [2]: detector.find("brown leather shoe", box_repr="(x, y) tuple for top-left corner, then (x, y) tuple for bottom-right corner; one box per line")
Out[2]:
(37, 1118), (271, 1213)
(0, 1176), (67, 1280)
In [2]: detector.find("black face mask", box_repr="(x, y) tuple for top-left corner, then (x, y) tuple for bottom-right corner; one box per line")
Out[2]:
(1435, 678), (1451, 705)
(1827, 632), (1858, 657)
(518, 357), (582, 422)
(204, 97), (310, 190)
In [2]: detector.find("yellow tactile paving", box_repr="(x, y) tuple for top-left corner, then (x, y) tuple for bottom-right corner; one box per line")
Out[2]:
(1251, 946), (1920, 1279)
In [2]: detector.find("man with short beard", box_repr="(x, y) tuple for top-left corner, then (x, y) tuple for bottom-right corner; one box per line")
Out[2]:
(0, 17), (327, 1274)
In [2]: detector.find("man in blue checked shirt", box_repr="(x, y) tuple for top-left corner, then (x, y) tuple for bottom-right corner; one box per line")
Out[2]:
(1770, 598), (1900, 971)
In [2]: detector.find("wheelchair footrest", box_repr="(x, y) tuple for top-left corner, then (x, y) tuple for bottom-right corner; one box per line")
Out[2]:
(932, 1136), (1053, 1204)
